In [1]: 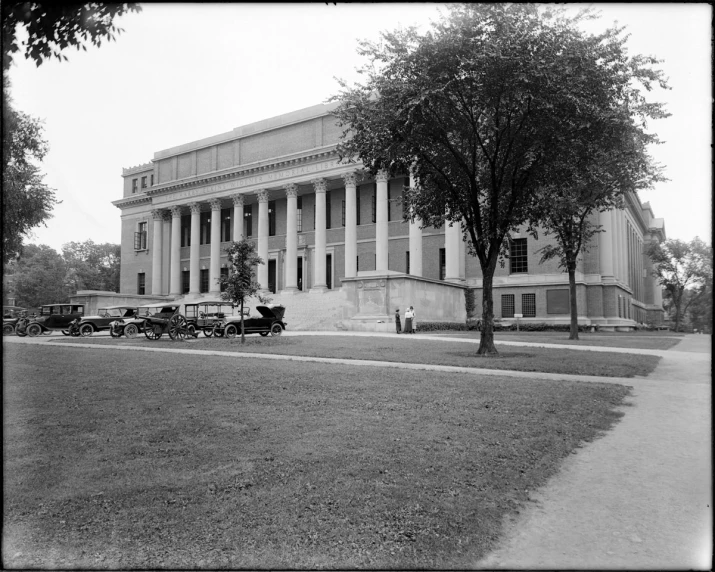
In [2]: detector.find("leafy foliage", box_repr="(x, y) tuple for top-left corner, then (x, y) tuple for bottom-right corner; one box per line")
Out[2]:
(2, 2), (142, 71)
(219, 240), (267, 344)
(647, 237), (712, 332)
(9, 243), (69, 307)
(2, 80), (58, 264)
(331, 4), (668, 354)
(62, 240), (121, 292)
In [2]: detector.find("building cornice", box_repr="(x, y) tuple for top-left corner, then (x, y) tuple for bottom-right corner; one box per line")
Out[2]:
(122, 162), (154, 176)
(112, 194), (152, 209)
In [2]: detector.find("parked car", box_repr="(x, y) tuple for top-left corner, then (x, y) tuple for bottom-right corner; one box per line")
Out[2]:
(20, 303), (85, 337)
(212, 305), (286, 338)
(184, 300), (238, 337)
(77, 305), (139, 336)
(3, 306), (26, 336)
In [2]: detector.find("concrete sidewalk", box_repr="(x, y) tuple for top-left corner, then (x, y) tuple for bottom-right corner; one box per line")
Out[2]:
(476, 335), (712, 569)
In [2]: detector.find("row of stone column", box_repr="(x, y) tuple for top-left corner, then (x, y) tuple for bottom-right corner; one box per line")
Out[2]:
(149, 169), (463, 297)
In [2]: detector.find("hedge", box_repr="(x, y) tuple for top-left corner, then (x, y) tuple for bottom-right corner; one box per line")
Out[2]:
(418, 321), (595, 332)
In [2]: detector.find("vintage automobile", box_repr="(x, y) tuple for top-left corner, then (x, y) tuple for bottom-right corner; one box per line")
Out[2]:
(76, 305), (140, 336)
(138, 303), (191, 341)
(212, 304), (286, 338)
(21, 303), (85, 337)
(3, 306), (26, 336)
(183, 300), (238, 337)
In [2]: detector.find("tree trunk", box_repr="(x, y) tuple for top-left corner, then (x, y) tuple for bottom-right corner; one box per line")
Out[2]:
(673, 290), (682, 332)
(477, 270), (498, 355)
(568, 264), (579, 340)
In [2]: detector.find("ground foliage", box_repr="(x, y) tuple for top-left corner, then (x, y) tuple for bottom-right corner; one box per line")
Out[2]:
(331, 4), (669, 355)
(4, 344), (631, 569)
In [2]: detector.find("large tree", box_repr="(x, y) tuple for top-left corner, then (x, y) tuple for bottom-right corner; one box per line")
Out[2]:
(2, 2), (141, 71)
(10, 243), (68, 308)
(332, 4), (667, 354)
(62, 240), (121, 293)
(647, 237), (712, 332)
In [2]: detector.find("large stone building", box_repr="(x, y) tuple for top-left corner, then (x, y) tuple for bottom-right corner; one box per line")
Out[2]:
(110, 102), (666, 330)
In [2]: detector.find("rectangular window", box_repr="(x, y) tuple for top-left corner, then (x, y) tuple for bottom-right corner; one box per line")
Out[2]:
(220, 267), (229, 292)
(181, 214), (191, 247)
(244, 205), (253, 237)
(297, 196), (303, 233)
(326, 191), (331, 229)
(522, 293), (536, 318)
(132, 178), (138, 193)
(439, 248), (446, 280)
(200, 211), (211, 245)
(137, 272), (145, 295)
(502, 294), (515, 318)
(356, 191), (361, 225)
(406, 251), (410, 274)
(269, 200), (276, 236)
(547, 289), (570, 314)
(200, 269), (209, 293)
(356, 255), (359, 272)
(510, 238), (528, 274)
(221, 207), (231, 242)
(134, 221), (147, 250)
(150, 174), (154, 186)
(341, 200), (346, 227)
(141, 176), (147, 189)
(313, 203), (316, 231)
(182, 271), (190, 294)
(371, 188), (376, 223)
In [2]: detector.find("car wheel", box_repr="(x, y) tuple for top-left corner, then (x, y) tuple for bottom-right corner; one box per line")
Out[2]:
(187, 324), (198, 338)
(203, 328), (213, 337)
(27, 323), (43, 337)
(43, 329), (52, 335)
(225, 324), (238, 338)
(61, 330), (70, 336)
(124, 323), (139, 338)
(3, 324), (15, 336)
(109, 327), (121, 338)
(144, 324), (161, 340)
(80, 324), (94, 337)
(270, 323), (282, 337)
(212, 324), (224, 338)
(259, 332), (268, 337)
(168, 314), (188, 341)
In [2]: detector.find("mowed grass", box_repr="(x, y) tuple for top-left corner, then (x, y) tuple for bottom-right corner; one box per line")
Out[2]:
(4, 343), (631, 569)
(56, 334), (660, 378)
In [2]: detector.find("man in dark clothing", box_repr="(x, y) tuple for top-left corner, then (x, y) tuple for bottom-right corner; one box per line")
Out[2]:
(395, 308), (401, 334)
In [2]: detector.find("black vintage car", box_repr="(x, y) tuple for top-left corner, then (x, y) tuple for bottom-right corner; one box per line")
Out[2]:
(3, 306), (26, 336)
(21, 303), (85, 337)
(76, 305), (139, 336)
(184, 300), (238, 337)
(212, 305), (287, 338)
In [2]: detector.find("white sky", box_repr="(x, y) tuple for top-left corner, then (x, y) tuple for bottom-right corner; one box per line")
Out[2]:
(7, 3), (712, 253)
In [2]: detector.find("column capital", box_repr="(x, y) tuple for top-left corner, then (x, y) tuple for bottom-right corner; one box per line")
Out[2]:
(170, 205), (183, 218)
(256, 189), (269, 203)
(151, 209), (165, 221)
(188, 202), (202, 215)
(312, 178), (327, 194)
(162, 211), (172, 222)
(376, 169), (389, 183)
(209, 198), (222, 211)
(231, 193), (245, 207)
(341, 172), (358, 187)
(284, 183), (298, 198)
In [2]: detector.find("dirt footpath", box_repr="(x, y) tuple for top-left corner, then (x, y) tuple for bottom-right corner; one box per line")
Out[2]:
(476, 335), (712, 570)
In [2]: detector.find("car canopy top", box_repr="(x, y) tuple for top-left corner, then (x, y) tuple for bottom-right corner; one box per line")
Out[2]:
(255, 305), (285, 321)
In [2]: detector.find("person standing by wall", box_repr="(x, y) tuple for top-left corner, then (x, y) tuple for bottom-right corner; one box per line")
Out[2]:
(410, 305), (417, 333)
(404, 307), (414, 334)
(395, 308), (402, 334)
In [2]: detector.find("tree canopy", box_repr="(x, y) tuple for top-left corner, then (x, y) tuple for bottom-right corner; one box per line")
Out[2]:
(331, 4), (669, 353)
(62, 240), (121, 293)
(7, 243), (68, 307)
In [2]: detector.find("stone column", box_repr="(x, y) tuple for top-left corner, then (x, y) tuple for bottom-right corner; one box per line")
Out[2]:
(209, 198), (222, 295)
(257, 189), (269, 290)
(618, 211), (627, 284)
(169, 205), (182, 295)
(610, 210), (621, 283)
(599, 209), (614, 281)
(189, 202), (201, 295)
(343, 172), (358, 278)
(232, 194), (244, 243)
(407, 172), (423, 277)
(311, 179), (328, 291)
(445, 217), (461, 282)
(283, 183), (299, 292)
(151, 209), (164, 295)
(375, 170), (389, 272)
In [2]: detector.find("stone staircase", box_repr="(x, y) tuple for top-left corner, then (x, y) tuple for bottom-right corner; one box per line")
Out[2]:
(258, 289), (353, 331)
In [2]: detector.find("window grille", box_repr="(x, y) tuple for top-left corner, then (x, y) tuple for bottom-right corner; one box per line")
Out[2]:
(522, 293), (536, 317)
(137, 273), (145, 295)
(200, 269), (209, 293)
(509, 238), (528, 274)
(269, 200), (276, 236)
(502, 294), (515, 318)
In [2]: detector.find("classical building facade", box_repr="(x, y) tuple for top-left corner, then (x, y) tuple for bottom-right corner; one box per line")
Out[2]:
(113, 102), (666, 330)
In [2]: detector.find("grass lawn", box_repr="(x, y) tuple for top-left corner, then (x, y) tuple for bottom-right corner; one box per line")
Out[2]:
(60, 334), (661, 378)
(4, 343), (631, 569)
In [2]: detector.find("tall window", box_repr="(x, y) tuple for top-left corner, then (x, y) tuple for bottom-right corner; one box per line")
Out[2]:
(150, 174), (154, 186)
(244, 205), (253, 237)
(313, 203), (316, 230)
(326, 191), (331, 229)
(522, 293), (536, 318)
(182, 271), (190, 294)
(439, 248), (446, 280)
(132, 179), (138, 193)
(371, 187), (376, 223)
(502, 294), (515, 318)
(200, 269), (209, 293)
(509, 238), (528, 274)
(137, 273), (145, 295)
(220, 267), (229, 292)
(134, 221), (147, 250)
(221, 208), (232, 242)
(297, 196), (303, 233)
(181, 214), (191, 247)
(341, 200), (346, 227)
(200, 211), (211, 245)
(141, 176), (147, 189)
(406, 251), (410, 274)
(356, 190), (361, 225)
(269, 200), (276, 236)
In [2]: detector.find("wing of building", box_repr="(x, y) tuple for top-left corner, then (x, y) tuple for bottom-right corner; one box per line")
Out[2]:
(97, 102), (666, 331)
